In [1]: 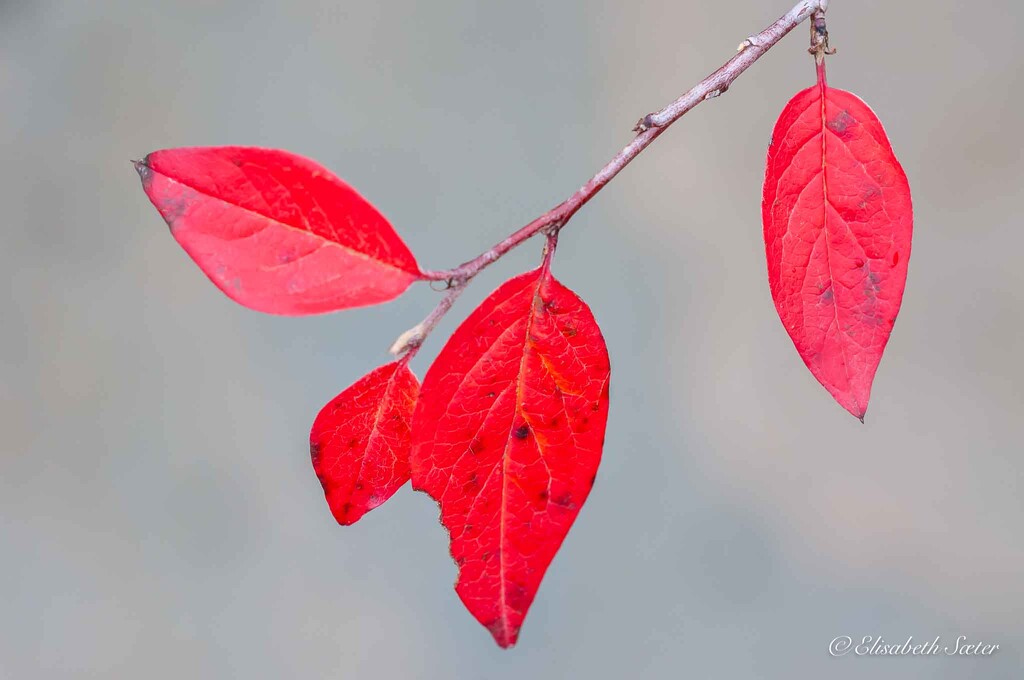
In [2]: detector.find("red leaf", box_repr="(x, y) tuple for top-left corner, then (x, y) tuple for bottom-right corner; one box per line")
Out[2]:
(762, 64), (912, 420)
(135, 146), (421, 315)
(410, 267), (610, 648)
(311, 361), (419, 525)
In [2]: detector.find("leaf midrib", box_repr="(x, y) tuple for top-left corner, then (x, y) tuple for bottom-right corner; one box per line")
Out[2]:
(144, 161), (420, 278)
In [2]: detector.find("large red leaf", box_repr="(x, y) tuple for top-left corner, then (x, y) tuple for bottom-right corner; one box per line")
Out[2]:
(762, 64), (912, 420)
(410, 267), (610, 648)
(136, 146), (421, 315)
(311, 361), (420, 525)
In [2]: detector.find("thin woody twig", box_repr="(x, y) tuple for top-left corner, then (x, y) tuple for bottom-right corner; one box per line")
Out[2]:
(392, 0), (828, 356)
(388, 284), (468, 358)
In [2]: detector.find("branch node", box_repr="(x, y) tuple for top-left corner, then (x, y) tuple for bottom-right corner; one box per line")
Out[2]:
(389, 324), (424, 356)
(738, 35), (759, 51)
(633, 114), (656, 134)
(704, 86), (727, 100)
(808, 10), (836, 63)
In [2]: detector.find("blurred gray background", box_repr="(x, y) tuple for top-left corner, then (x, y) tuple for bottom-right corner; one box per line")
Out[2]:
(2, 0), (1022, 678)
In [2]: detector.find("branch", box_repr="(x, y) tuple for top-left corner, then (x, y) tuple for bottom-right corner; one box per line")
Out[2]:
(392, 0), (828, 356)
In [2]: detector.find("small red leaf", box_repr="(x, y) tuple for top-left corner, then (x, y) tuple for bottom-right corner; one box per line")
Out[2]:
(136, 146), (422, 315)
(762, 64), (912, 420)
(311, 361), (419, 525)
(410, 267), (610, 648)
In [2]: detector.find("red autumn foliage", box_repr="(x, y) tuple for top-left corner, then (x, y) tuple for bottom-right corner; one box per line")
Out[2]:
(409, 267), (611, 647)
(134, 7), (913, 651)
(310, 361), (420, 525)
(136, 146), (421, 315)
(762, 63), (912, 420)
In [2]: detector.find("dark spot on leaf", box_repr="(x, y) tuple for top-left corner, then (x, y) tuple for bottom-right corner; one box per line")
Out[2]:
(505, 582), (530, 611)
(549, 416), (560, 427)
(310, 441), (321, 464)
(156, 194), (191, 228)
(456, 556), (465, 566)
(355, 482), (364, 491)
(854, 258), (865, 268)
(589, 473), (597, 488)
(827, 110), (854, 134)
(551, 492), (576, 510)
(514, 424), (530, 440)
(482, 551), (492, 561)
(538, 489), (549, 502)
(862, 262), (881, 298)
(561, 325), (578, 337)
(820, 287), (834, 303)
(470, 437), (485, 454)
(349, 438), (360, 449)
